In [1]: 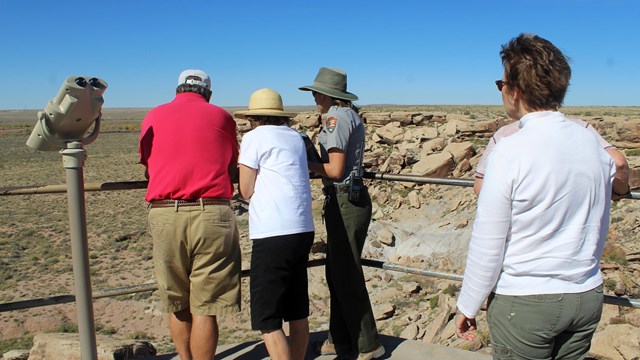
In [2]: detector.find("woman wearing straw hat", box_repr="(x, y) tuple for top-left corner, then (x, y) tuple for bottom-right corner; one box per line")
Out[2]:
(300, 68), (384, 360)
(236, 88), (315, 360)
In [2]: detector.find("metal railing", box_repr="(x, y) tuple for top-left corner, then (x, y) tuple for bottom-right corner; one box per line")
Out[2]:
(1, 172), (639, 314)
(2, 172), (637, 199)
(2, 257), (639, 313)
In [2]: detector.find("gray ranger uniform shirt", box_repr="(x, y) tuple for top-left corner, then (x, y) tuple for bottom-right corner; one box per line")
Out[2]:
(317, 105), (365, 187)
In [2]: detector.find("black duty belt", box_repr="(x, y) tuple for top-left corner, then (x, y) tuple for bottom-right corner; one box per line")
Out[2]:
(322, 183), (349, 196)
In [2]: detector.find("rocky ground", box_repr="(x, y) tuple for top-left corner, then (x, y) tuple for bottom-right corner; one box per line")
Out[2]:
(1, 107), (639, 359)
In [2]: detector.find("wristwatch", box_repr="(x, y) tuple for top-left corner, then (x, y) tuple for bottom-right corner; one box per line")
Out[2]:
(613, 185), (631, 197)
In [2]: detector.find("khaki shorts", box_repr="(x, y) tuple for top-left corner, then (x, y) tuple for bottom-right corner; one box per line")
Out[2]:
(148, 204), (241, 316)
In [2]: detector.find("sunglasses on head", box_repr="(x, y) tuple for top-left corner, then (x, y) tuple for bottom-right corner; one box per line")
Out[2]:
(495, 80), (509, 91)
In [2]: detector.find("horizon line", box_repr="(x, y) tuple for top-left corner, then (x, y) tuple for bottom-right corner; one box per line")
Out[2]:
(3, 104), (640, 112)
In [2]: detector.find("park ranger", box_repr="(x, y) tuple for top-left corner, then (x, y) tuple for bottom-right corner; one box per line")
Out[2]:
(300, 67), (385, 360)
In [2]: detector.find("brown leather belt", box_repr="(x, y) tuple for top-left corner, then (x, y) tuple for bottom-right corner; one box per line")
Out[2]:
(150, 198), (230, 208)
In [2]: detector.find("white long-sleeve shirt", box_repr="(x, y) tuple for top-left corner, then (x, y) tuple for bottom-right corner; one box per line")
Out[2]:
(474, 118), (613, 178)
(457, 111), (615, 318)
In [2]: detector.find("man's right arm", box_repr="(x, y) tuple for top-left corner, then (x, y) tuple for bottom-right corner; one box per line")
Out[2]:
(139, 120), (152, 181)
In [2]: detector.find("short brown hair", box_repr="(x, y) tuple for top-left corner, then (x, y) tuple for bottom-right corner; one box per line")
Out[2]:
(500, 33), (571, 110)
(246, 115), (290, 127)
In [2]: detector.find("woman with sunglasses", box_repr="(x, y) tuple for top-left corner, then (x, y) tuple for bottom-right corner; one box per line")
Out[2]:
(300, 67), (384, 360)
(455, 33), (616, 359)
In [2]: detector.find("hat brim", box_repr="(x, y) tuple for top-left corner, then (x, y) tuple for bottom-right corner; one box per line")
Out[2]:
(299, 85), (359, 101)
(234, 109), (297, 120)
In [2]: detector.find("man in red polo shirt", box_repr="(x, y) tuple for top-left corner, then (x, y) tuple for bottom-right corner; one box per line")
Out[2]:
(139, 69), (241, 360)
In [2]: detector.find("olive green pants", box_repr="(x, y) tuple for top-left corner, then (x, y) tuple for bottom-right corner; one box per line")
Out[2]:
(487, 285), (603, 360)
(324, 186), (380, 354)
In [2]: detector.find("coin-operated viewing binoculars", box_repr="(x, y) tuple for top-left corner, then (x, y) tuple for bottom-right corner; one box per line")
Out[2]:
(26, 76), (107, 151)
(25, 75), (107, 360)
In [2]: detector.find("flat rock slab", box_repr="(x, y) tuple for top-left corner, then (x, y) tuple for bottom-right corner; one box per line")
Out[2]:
(158, 331), (491, 360)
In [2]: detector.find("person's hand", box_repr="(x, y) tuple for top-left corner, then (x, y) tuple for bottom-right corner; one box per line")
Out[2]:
(455, 312), (477, 341)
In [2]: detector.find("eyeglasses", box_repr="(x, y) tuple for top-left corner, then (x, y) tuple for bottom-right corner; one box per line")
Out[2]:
(495, 80), (509, 91)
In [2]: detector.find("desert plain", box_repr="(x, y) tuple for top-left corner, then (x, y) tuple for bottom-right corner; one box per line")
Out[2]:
(1, 105), (639, 359)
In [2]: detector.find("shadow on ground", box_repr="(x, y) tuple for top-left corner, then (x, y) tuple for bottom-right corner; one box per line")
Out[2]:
(216, 331), (404, 360)
(156, 330), (491, 360)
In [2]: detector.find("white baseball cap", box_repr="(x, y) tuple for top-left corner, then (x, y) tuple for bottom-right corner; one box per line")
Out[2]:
(178, 69), (211, 90)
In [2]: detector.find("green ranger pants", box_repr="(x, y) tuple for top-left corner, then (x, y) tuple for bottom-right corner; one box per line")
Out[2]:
(324, 185), (381, 354)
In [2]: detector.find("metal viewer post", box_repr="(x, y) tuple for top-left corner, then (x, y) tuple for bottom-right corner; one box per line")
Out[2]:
(62, 141), (98, 360)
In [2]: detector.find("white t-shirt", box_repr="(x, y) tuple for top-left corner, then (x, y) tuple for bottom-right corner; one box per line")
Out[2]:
(457, 111), (616, 318)
(239, 125), (314, 239)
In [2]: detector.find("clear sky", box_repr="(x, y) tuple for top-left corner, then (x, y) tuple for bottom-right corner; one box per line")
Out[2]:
(0, 0), (638, 110)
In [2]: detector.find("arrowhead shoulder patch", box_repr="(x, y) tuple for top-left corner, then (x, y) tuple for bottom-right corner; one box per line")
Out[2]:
(325, 116), (337, 133)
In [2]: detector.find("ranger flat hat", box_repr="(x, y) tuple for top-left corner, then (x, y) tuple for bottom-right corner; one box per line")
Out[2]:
(299, 67), (358, 101)
(234, 88), (297, 119)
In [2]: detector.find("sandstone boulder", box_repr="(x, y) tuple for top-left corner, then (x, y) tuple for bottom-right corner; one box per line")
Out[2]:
(616, 119), (640, 143)
(235, 118), (251, 133)
(375, 122), (404, 144)
(399, 323), (420, 340)
(453, 158), (472, 177)
(294, 112), (321, 128)
(363, 112), (391, 126)
(28, 333), (156, 360)
(380, 152), (405, 174)
(373, 303), (396, 321)
(443, 141), (475, 163)
(406, 127), (439, 142)
(589, 323), (640, 360)
(411, 153), (455, 177)
(407, 190), (421, 209)
(422, 295), (454, 344)
(421, 138), (447, 156)
(1, 349), (29, 360)
(445, 113), (473, 122)
(390, 111), (418, 126)
(442, 120), (463, 137)
(377, 228), (395, 246)
(397, 143), (422, 166)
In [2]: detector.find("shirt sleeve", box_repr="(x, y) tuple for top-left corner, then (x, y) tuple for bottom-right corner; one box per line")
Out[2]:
(585, 124), (613, 149)
(238, 130), (259, 169)
(457, 143), (513, 317)
(322, 108), (352, 152)
(475, 122), (519, 178)
(224, 112), (240, 166)
(474, 135), (498, 178)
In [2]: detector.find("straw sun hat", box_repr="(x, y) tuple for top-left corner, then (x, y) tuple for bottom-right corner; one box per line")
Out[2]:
(234, 88), (296, 119)
(299, 67), (358, 101)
